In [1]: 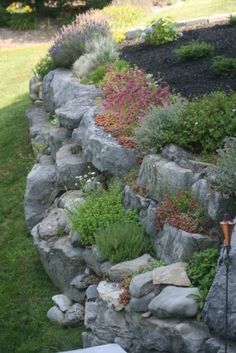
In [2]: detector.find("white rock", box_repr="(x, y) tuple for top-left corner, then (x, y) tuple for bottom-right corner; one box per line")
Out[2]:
(52, 294), (72, 312)
(97, 281), (125, 311)
(152, 262), (191, 287)
(47, 305), (64, 325)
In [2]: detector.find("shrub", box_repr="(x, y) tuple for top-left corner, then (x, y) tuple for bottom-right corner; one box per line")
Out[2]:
(95, 222), (152, 264)
(212, 56), (236, 76)
(175, 92), (236, 153)
(143, 17), (179, 45)
(33, 55), (56, 79)
(8, 13), (36, 30)
(96, 66), (170, 148)
(73, 36), (119, 79)
(70, 181), (138, 245)
(134, 96), (186, 153)
(0, 5), (10, 26)
(85, 0), (112, 9)
(229, 15), (236, 25)
(49, 13), (110, 68)
(210, 145), (236, 197)
(187, 248), (219, 299)
(81, 59), (131, 84)
(156, 191), (208, 234)
(175, 41), (214, 61)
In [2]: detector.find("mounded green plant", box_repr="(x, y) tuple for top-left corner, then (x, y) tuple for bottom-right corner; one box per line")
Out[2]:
(212, 56), (236, 76)
(95, 222), (152, 264)
(175, 40), (214, 61)
(134, 96), (186, 153)
(8, 13), (36, 30)
(229, 15), (236, 25)
(33, 55), (56, 78)
(175, 91), (236, 153)
(70, 181), (138, 245)
(144, 17), (179, 45)
(187, 248), (219, 300)
(0, 5), (10, 26)
(80, 59), (131, 84)
(210, 145), (236, 197)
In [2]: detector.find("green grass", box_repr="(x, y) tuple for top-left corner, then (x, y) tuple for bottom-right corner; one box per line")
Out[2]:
(145, 0), (236, 24)
(0, 45), (83, 353)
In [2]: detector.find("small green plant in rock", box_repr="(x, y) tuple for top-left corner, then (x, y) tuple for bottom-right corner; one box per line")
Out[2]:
(175, 40), (214, 61)
(229, 15), (236, 25)
(33, 55), (56, 79)
(143, 17), (179, 45)
(210, 145), (236, 197)
(212, 56), (236, 76)
(95, 222), (152, 264)
(70, 181), (138, 245)
(187, 248), (219, 298)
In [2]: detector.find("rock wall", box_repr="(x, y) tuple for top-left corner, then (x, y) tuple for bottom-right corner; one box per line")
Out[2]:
(25, 69), (236, 353)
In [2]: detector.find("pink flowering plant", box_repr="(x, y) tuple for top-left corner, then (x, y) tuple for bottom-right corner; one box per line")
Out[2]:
(49, 12), (110, 68)
(96, 66), (170, 148)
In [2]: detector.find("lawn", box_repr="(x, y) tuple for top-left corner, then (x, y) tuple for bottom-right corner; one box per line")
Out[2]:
(145, 0), (236, 24)
(0, 46), (83, 353)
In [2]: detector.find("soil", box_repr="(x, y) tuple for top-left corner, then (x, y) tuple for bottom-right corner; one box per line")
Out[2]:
(121, 24), (236, 98)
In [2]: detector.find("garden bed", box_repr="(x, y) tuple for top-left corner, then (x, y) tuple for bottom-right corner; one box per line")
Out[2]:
(121, 24), (236, 98)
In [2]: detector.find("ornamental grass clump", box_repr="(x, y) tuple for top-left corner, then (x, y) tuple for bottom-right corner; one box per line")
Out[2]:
(175, 41), (214, 61)
(49, 12), (110, 68)
(95, 222), (152, 264)
(70, 181), (138, 245)
(96, 66), (170, 148)
(212, 56), (236, 76)
(156, 191), (208, 234)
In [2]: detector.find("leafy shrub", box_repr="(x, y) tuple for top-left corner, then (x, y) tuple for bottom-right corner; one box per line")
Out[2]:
(210, 145), (236, 197)
(0, 5), (10, 26)
(134, 96), (186, 153)
(96, 66), (170, 148)
(212, 56), (236, 76)
(156, 191), (208, 234)
(70, 182), (138, 245)
(187, 248), (219, 299)
(229, 15), (236, 25)
(143, 17), (179, 45)
(81, 59), (131, 84)
(33, 55), (56, 79)
(175, 92), (236, 153)
(95, 222), (152, 264)
(49, 12), (110, 68)
(73, 36), (119, 79)
(175, 41), (214, 61)
(85, 0), (112, 9)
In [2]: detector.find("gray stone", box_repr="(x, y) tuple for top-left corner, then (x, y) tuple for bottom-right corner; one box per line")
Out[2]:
(42, 69), (99, 113)
(85, 285), (98, 302)
(203, 227), (236, 340)
(56, 144), (88, 190)
(24, 162), (57, 231)
(161, 144), (192, 163)
(152, 262), (191, 287)
(71, 274), (90, 290)
(137, 154), (195, 202)
(56, 97), (98, 130)
(109, 254), (153, 282)
(139, 200), (158, 238)
(72, 108), (137, 177)
(66, 286), (86, 304)
(100, 261), (112, 276)
(70, 231), (81, 247)
(48, 127), (71, 160)
(47, 305), (64, 325)
(192, 178), (236, 222)
(32, 232), (85, 294)
(64, 303), (85, 327)
(52, 294), (72, 312)
(204, 337), (236, 353)
(123, 185), (151, 211)
(84, 301), (98, 327)
(82, 247), (105, 277)
(58, 344), (127, 353)
(31, 208), (70, 240)
(58, 190), (84, 213)
(148, 286), (199, 319)
(154, 223), (218, 264)
(129, 271), (153, 298)
(126, 28), (143, 40)
(129, 292), (156, 312)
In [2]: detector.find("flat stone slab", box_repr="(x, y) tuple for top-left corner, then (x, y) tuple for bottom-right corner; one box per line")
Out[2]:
(58, 344), (127, 353)
(153, 262), (191, 287)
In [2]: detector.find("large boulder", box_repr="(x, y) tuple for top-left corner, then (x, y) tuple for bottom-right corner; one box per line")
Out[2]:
(72, 108), (137, 177)
(203, 227), (236, 340)
(42, 69), (99, 113)
(123, 185), (151, 211)
(148, 286), (199, 319)
(137, 154), (195, 202)
(24, 158), (57, 231)
(154, 223), (218, 264)
(48, 126), (71, 160)
(129, 271), (154, 298)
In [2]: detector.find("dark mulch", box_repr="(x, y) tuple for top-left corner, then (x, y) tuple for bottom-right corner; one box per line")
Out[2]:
(121, 24), (236, 98)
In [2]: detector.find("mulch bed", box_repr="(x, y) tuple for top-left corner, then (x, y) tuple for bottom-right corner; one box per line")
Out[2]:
(121, 24), (236, 98)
